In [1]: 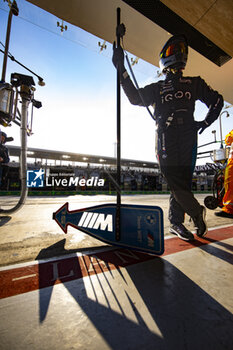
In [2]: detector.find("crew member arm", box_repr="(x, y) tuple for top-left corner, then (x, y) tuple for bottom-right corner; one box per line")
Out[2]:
(196, 77), (224, 126)
(0, 146), (10, 164)
(120, 69), (155, 107)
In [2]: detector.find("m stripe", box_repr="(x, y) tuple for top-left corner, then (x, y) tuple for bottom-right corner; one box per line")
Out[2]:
(78, 212), (113, 232)
(78, 212), (88, 226)
(78, 212), (98, 228)
(82, 212), (94, 227)
(88, 213), (99, 228)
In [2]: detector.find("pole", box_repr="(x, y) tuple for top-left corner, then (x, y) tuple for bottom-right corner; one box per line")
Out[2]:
(219, 110), (230, 149)
(116, 7), (121, 241)
(0, 85), (29, 214)
(19, 85), (29, 203)
(1, 10), (13, 82)
(219, 113), (223, 149)
(1, 0), (18, 82)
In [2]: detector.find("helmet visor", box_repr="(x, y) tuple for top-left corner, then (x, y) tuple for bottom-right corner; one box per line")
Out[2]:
(161, 42), (187, 58)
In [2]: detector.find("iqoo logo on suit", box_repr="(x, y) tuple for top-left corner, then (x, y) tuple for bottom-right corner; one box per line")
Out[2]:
(161, 90), (192, 103)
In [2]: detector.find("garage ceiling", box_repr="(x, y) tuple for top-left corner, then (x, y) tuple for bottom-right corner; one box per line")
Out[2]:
(26, 0), (233, 104)
(161, 0), (233, 57)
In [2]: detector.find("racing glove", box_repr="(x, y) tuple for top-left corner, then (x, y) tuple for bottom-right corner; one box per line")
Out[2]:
(112, 42), (125, 73)
(195, 120), (210, 134)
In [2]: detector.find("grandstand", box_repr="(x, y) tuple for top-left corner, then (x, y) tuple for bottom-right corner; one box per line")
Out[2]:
(0, 145), (220, 195)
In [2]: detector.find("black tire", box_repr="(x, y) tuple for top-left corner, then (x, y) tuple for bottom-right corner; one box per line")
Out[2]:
(204, 195), (218, 210)
(212, 170), (225, 207)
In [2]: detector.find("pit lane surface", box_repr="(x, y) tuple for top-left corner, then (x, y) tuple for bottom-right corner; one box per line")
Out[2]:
(0, 194), (232, 266)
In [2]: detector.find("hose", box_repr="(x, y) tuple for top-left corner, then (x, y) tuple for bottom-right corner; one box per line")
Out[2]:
(0, 89), (28, 214)
(121, 40), (156, 121)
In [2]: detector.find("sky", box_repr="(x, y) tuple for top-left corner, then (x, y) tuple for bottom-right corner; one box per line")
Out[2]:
(0, 0), (232, 166)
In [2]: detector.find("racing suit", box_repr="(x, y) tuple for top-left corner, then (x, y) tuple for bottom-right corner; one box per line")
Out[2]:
(222, 130), (233, 215)
(120, 70), (223, 224)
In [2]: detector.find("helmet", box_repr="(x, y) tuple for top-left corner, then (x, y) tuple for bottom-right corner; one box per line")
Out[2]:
(159, 34), (188, 73)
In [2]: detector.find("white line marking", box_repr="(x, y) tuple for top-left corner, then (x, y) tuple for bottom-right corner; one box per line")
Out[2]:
(12, 274), (37, 281)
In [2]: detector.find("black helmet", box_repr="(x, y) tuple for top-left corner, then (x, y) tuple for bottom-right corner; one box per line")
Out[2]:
(159, 34), (188, 73)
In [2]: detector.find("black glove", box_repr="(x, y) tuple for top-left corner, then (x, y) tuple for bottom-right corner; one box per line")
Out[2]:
(112, 42), (125, 73)
(195, 120), (209, 134)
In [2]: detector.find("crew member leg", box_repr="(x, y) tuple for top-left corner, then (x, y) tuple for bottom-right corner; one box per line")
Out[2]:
(165, 165), (201, 219)
(158, 126), (207, 237)
(169, 193), (185, 224)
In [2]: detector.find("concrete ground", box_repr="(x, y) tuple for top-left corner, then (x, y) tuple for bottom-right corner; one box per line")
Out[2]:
(0, 194), (233, 350)
(0, 193), (232, 266)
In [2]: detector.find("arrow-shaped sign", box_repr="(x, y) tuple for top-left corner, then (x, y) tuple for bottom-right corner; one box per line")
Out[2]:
(53, 203), (164, 255)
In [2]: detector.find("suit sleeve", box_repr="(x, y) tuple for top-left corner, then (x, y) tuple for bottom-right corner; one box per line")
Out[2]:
(4, 149), (10, 163)
(119, 70), (156, 107)
(1, 146), (10, 163)
(196, 77), (224, 125)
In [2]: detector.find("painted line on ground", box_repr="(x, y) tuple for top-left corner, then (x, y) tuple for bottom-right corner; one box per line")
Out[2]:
(0, 225), (232, 299)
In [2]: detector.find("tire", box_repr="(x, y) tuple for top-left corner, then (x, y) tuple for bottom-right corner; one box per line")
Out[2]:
(204, 195), (218, 210)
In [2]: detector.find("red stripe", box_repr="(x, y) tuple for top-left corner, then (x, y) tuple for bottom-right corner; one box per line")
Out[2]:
(0, 225), (232, 299)
(163, 225), (233, 256)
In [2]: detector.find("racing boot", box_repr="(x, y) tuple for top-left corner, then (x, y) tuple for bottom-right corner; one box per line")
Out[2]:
(215, 211), (233, 218)
(169, 223), (194, 241)
(192, 205), (207, 237)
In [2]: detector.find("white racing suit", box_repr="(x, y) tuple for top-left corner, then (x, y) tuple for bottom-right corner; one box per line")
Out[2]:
(120, 71), (223, 224)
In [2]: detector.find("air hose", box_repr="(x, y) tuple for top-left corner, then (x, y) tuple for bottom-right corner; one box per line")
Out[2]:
(121, 38), (156, 121)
